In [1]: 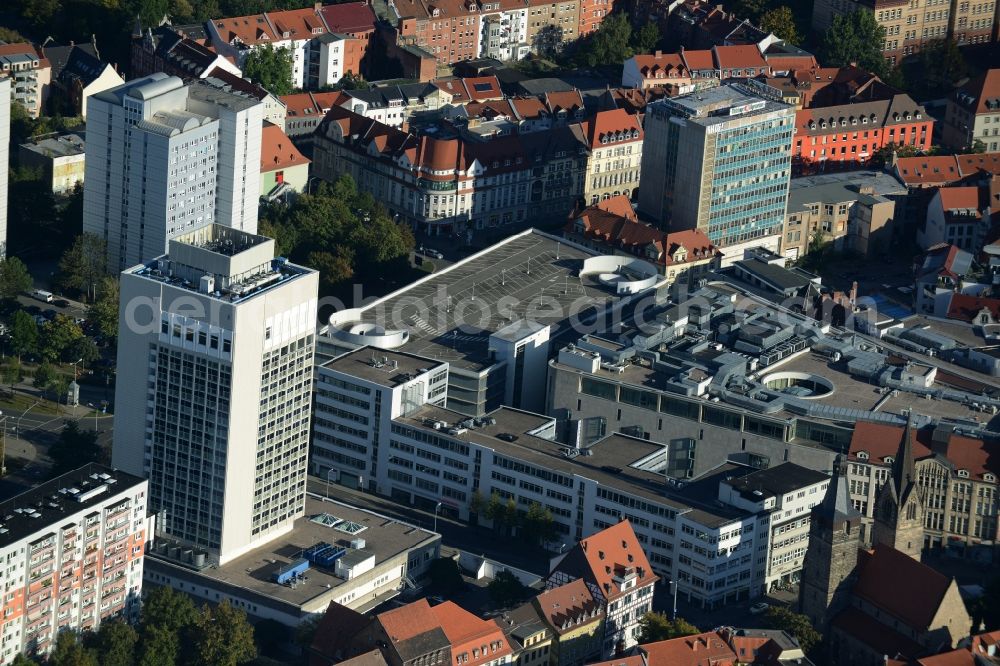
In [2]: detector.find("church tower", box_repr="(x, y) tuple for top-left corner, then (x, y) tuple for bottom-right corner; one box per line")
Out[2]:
(871, 419), (925, 561)
(799, 458), (861, 631)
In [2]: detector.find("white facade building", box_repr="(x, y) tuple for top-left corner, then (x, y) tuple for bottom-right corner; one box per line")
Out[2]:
(312, 348), (832, 608)
(0, 464), (150, 665)
(479, 10), (530, 61)
(83, 74), (263, 271)
(0, 77), (9, 258)
(113, 224), (317, 565)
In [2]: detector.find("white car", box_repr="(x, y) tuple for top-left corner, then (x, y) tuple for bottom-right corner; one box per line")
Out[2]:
(749, 602), (770, 615)
(419, 247), (444, 260)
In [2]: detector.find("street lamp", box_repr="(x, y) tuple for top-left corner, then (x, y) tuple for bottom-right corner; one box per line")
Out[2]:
(14, 399), (40, 439)
(433, 502), (443, 534)
(670, 579), (679, 620)
(325, 468), (337, 499)
(70, 357), (83, 380)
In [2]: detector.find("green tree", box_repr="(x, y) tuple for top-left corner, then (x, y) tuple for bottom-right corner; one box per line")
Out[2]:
(521, 502), (556, 545)
(191, 600), (257, 666)
(243, 44), (294, 96)
(2, 359), (23, 393)
(759, 6), (800, 44)
(820, 10), (889, 79)
(88, 277), (121, 340)
(40, 314), (84, 363)
(10, 310), (39, 361)
(58, 233), (108, 302)
(427, 557), (465, 595)
(870, 142), (921, 167)
(0, 257), (33, 301)
(64, 336), (100, 367)
(10, 653), (39, 666)
(575, 13), (633, 67)
(636, 612), (699, 643)
(33, 361), (57, 393)
(307, 249), (355, 291)
(729, 0), (767, 21)
(0, 27), (29, 43)
(90, 620), (138, 666)
(632, 21), (661, 53)
(764, 606), (822, 653)
(138, 625), (180, 666)
(49, 420), (104, 476)
(50, 630), (98, 666)
(969, 139), (988, 154)
(487, 570), (529, 609)
(140, 586), (199, 636)
(918, 39), (967, 95)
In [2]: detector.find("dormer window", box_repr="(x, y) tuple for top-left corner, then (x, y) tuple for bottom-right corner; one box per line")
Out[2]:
(857, 451), (869, 460)
(884, 456), (894, 464)
(985, 473), (996, 482)
(957, 469), (969, 478)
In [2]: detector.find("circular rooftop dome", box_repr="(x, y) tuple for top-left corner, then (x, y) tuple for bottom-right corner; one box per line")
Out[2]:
(580, 256), (659, 295)
(762, 371), (834, 399)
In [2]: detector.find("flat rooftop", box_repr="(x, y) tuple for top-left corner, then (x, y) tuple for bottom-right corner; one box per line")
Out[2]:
(322, 348), (447, 387)
(725, 462), (829, 501)
(395, 405), (755, 525)
(787, 171), (906, 211)
(20, 133), (85, 158)
(0, 464), (145, 549)
(326, 230), (617, 372)
(656, 82), (791, 127)
(150, 497), (437, 610)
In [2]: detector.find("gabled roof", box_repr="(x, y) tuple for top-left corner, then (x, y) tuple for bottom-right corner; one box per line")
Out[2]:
(533, 579), (602, 635)
(268, 7), (327, 40)
(915, 243), (974, 281)
(581, 109), (642, 149)
(680, 49), (716, 72)
(712, 44), (767, 71)
(544, 90), (585, 115)
(852, 545), (956, 630)
(916, 648), (977, 666)
(309, 601), (374, 665)
(641, 631), (738, 666)
(379, 598), (442, 642)
(430, 601), (513, 666)
(260, 123), (310, 172)
(550, 520), (657, 601)
(320, 1), (377, 33)
(951, 69), (1000, 115)
(212, 14), (279, 46)
(630, 52), (688, 79)
(894, 153), (1000, 187)
(831, 607), (925, 660)
(946, 293), (1000, 323)
(60, 45), (109, 86)
(849, 421), (933, 462)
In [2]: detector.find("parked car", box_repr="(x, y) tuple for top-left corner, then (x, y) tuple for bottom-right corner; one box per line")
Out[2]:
(749, 602), (770, 615)
(419, 246), (444, 260)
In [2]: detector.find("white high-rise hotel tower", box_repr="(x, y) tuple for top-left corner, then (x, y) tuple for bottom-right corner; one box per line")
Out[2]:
(112, 224), (318, 564)
(83, 73), (262, 271)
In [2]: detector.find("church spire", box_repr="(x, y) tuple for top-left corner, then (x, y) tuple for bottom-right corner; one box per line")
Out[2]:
(816, 455), (860, 526)
(890, 415), (918, 502)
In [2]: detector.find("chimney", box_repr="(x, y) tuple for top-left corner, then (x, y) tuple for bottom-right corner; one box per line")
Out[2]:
(850, 280), (858, 305)
(930, 424), (953, 457)
(655, 50), (662, 58)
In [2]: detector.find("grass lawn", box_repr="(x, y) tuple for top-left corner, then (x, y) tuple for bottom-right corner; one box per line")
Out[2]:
(0, 392), (60, 416)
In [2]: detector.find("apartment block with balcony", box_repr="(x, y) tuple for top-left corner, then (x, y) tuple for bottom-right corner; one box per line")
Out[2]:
(0, 43), (50, 119)
(0, 465), (150, 665)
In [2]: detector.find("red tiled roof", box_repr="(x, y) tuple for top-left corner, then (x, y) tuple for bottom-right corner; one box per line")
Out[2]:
(544, 90), (585, 114)
(533, 579), (602, 635)
(946, 293), (1000, 323)
(680, 49), (715, 71)
(588, 656), (646, 666)
(582, 109), (642, 149)
(853, 545), (954, 630)
(260, 123), (310, 172)
(593, 195), (637, 220)
(309, 601), (373, 666)
(641, 632), (738, 666)
(937, 185), (983, 214)
(970, 629), (1000, 659)
(282, 91), (348, 117)
(712, 44), (767, 71)
(0, 42), (50, 69)
(379, 598), (441, 642)
(952, 69), (1000, 116)
(554, 520), (657, 601)
(268, 7), (327, 40)
(849, 421), (934, 462)
(462, 75), (503, 102)
(663, 230), (721, 266)
(894, 153), (1000, 187)
(430, 601), (513, 666)
(831, 607), (924, 659)
(916, 649), (977, 666)
(509, 96), (547, 119)
(631, 52), (688, 78)
(320, 1), (377, 34)
(212, 14), (279, 46)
